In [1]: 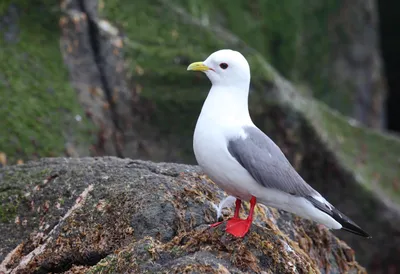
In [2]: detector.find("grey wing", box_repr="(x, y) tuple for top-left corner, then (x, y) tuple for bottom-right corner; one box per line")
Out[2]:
(227, 126), (318, 197)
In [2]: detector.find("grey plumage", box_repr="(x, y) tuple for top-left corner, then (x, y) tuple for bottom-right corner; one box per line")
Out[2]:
(227, 126), (318, 198)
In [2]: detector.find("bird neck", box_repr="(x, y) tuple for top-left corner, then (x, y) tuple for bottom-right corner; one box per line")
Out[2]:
(199, 84), (253, 126)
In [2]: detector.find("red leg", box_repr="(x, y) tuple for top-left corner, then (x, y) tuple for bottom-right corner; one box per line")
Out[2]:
(226, 196), (257, 237)
(209, 198), (241, 228)
(234, 199), (242, 218)
(247, 196), (256, 220)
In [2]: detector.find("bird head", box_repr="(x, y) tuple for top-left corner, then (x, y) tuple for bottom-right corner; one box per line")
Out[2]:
(187, 49), (250, 88)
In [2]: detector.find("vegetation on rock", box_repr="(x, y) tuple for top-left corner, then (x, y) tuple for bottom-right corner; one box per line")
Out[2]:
(0, 158), (365, 273)
(0, 1), (94, 164)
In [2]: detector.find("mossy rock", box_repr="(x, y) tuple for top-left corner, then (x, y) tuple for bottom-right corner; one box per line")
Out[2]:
(0, 1), (95, 164)
(0, 157), (365, 273)
(101, 0), (382, 118)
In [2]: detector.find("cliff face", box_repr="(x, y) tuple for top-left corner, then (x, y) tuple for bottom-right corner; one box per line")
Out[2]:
(0, 0), (386, 162)
(0, 158), (365, 273)
(0, 1), (95, 164)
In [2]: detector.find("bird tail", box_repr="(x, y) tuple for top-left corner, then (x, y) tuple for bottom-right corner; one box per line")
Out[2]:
(306, 196), (371, 238)
(330, 207), (371, 238)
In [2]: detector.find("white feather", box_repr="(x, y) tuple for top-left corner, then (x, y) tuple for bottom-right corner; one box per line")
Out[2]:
(214, 195), (236, 219)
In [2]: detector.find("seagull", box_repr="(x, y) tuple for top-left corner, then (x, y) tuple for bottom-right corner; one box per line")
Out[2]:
(187, 49), (370, 238)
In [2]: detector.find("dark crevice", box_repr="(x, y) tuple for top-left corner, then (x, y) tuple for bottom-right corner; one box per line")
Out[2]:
(77, 0), (123, 157)
(377, 0), (400, 133)
(34, 251), (109, 273)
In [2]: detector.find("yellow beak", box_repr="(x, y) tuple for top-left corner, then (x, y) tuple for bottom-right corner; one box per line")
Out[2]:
(187, 62), (210, 72)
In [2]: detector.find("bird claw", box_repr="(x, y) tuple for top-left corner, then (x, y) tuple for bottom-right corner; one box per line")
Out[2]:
(209, 221), (224, 228)
(226, 217), (252, 238)
(208, 196), (255, 238)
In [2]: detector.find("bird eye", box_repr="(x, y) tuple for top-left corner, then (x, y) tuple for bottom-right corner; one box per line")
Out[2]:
(219, 63), (228, 69)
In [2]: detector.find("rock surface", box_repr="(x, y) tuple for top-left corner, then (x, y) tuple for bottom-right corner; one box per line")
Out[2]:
(0, 157), (365, 274)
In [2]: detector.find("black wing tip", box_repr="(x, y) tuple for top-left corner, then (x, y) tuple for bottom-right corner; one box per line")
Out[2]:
(306, 196), (372, 238)
(331, 209), (371, 238)
(340, 222), (371, 238)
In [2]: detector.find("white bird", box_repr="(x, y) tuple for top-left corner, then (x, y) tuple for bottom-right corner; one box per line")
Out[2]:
(187, 49), (370, 238)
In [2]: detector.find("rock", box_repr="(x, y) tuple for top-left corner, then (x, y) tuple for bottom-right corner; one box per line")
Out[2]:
(0, 157), (365, 273)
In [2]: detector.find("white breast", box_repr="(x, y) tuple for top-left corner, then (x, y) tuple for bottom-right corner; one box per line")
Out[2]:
(193, 86), (258, 200)
(193, 123), (253, 200)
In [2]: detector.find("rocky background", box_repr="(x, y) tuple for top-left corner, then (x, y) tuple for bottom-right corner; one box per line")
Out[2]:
(1, 0), (400, 273)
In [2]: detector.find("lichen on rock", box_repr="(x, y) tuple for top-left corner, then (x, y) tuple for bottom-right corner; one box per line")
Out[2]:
(0, 157), (365, 273)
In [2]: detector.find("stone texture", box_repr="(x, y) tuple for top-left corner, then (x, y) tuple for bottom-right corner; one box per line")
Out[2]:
(0, 157), (365, 273)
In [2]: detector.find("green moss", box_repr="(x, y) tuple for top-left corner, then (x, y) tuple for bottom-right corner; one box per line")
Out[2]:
(0, 1), (95, 164)
(0, 178), (24, 222)
(0, 168), (52, 223)
(168, 0), (344, 110)
(0, 190), (21, 222)
(100, 1), (275, 160)
(100, 0), (343, 149)
(85, 255), (119, 274)
(306, 101), (400, 203)
(173, 0), (305, 76)
(84, 248), (139, 273)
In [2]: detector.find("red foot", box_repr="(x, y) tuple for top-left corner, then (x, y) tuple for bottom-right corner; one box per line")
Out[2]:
(208, 196), (257, 238)
(226, 217), (252, 237)
(225, 196), (257, 238)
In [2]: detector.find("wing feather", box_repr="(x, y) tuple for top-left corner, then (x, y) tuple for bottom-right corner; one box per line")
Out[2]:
(227, 126), (317, 197)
